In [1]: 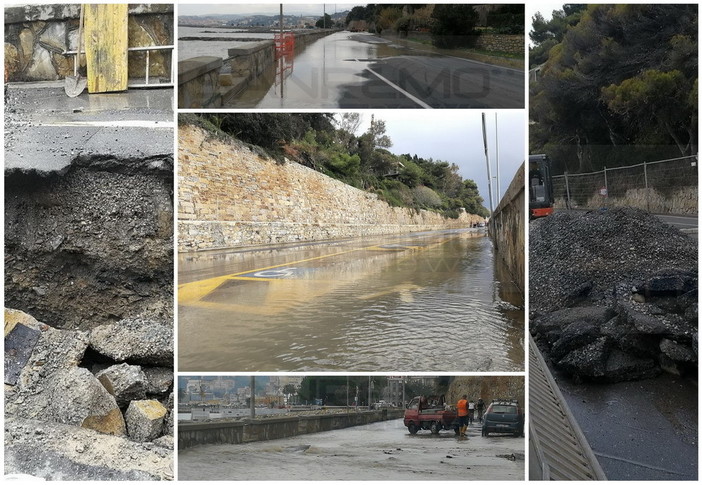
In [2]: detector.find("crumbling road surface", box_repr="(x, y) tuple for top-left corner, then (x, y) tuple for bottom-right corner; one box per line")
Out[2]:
(178, 418), (524, 480)
(5, 84), (174, 479)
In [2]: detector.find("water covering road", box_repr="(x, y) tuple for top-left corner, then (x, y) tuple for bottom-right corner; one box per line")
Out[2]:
(227, 31), (524, 109)
(178, 418), (524, 480)
(178, 230), (524, 372)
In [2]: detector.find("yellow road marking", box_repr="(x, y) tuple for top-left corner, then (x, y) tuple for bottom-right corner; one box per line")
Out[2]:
(178, 234), (463, 306)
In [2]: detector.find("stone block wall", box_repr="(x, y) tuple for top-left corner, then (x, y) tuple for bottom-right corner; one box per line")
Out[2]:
(4, 4), (173, 82)
(178, 125), (483, 252)
(488, 162), (525, 293)
(474, 34), (524, 55)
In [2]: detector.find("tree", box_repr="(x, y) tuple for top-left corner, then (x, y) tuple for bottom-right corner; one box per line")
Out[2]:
(529, 4), (698, 173)
(316, 13), (332, 28)
(430, 4), (479, 48)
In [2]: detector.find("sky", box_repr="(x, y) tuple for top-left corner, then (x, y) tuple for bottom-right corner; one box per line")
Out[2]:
(353, 110), (525, 211)
(179, 3), (361, 17)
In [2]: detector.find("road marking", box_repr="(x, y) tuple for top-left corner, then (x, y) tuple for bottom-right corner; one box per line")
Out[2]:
(357, 59), (433, 109)
(42, 120), (174, 128)
(178, 234), (466, 308)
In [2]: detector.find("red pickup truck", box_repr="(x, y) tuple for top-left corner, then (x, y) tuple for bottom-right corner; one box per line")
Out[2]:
(403, 395), (459, 435)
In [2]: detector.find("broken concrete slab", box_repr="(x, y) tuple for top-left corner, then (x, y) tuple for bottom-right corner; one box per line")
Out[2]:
(142, 366), (173, 395)
(89, 317), (173, 366)
(96, 363), (148, 407)
(660, 338), (697, 363)
(5, 309), (89, 396)
(47, 367), (126, 435)
(125, 400), (167, 442)
(5, 416), (173, 480)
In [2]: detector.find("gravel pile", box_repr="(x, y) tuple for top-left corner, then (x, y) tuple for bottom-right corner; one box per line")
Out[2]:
(530, 208), (697, 316)
(530, 208), (698, 382)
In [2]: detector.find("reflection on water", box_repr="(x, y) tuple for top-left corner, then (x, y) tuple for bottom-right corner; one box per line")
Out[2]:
(179, 230), (524, 372)
(229, 32), (381, 108)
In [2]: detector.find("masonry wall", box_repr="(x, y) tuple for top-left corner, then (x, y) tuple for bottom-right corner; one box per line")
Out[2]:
(179, 410), (404, 449)
(178, 125), (483, 252)
(474, 34), (524, 55)
(4, 4), (173, 82)
(488, 162), (525, 293)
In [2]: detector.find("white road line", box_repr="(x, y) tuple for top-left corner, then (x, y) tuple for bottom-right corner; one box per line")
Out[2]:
(357, 59), (433, 109)
(42, 120), (174, 128)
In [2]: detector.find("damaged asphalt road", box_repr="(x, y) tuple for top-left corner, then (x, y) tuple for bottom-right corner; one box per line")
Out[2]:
(5, 84), (174, 480)
(5, 83), (173, 174)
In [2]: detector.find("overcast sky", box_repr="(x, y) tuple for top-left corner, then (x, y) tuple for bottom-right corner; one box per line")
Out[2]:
(352, 110), (525, 211)
(179, 3), (361, 17)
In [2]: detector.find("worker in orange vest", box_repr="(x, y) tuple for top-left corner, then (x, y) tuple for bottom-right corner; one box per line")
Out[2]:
(457, 394), (469, 437)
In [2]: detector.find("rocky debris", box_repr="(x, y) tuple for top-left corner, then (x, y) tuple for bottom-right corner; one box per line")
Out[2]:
(530, 208), (697, 382)
(48, 367), (127, 435)
(5, 417), (173, 480)
(5, 307), (173, 479)
(96, 364), (148, 408)
(530, 208), (696, 315)
(89, 317), (173, 366)
(126, 400), (167, 442)
(163, 392), (174, 436)
(143, 367), (173, 395)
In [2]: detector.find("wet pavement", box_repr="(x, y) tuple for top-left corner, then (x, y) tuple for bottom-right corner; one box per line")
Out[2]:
(178, 417), (525, 480)
(553, 370), (697, 480)
(226, 31), (524, 109)
(5, 83), (174, 174)
(178, 229), (524, 372)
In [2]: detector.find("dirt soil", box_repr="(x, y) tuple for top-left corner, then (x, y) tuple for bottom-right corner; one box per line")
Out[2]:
(5, 156), (173, 330)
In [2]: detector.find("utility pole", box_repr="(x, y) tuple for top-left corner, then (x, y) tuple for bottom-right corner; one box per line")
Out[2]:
(368, 376), (372, 410)
(482, 112), (494, 213)
(249, 376), (255, 419)
(495, 113), (500, 203)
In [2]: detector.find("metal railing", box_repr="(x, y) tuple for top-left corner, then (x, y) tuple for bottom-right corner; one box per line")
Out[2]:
(529, 335), (607, 480)
(553, 155), (698, 215)
(63, 44), (175, 88)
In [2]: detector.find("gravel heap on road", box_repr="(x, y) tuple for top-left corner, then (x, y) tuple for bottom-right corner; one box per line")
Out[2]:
(530, 208), (698, 382)
(530, 208), (697, 316)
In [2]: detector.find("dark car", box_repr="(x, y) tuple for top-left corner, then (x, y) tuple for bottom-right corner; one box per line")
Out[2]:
(481, 399), (524, 437)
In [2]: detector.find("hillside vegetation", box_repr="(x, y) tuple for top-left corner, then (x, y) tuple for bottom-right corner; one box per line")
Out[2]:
(182, 113), (490, 218)
(529, 4), (698, 175)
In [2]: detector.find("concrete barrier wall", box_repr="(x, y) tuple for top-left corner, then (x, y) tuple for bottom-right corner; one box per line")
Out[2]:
(179, 410), (404, 449)
(4, 4), (173, 82)
(178, 125), (483, 251)
(488, 162), (525, 293)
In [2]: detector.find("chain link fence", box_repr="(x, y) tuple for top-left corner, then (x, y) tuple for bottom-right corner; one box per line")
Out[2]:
(552, 155), (698, 215)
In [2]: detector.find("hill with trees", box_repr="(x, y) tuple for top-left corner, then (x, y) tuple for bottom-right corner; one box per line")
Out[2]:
(181, 113), (490, 218)
(529, 4), (697, 175)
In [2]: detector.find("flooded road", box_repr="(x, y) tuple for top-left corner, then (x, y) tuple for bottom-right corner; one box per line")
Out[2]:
(227, 31), (524, 109)
(178, 418), (524, 480)
(178, 230), (524, 372)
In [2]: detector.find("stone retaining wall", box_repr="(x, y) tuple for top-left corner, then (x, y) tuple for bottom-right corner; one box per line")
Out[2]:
(178, 125), (482, 251)
(555, 186), (698, 215)
(179, 410), (404, 449)
(488, 162), (525, 293)
(4, 4), (173, 82)
(474, 34), (524, 55)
